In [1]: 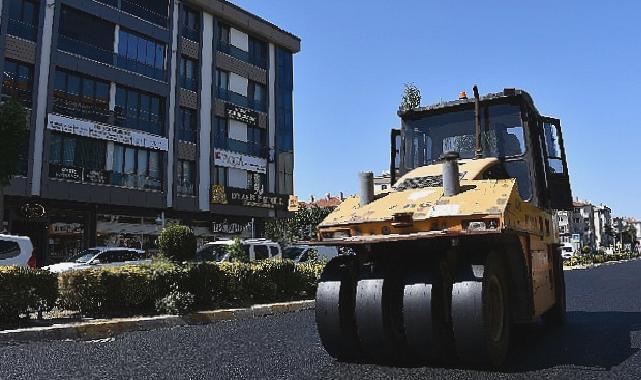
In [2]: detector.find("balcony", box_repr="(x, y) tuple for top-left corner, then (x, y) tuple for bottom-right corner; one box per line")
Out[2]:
(94, 0), (168, 28)
(217, 41), (268, 70)
(180, 76), (198, 92)
(58, 35), (166, 81)
(182, 26), (200, 42)
(7, 19), (38, 41)
(217, 88), (266, 113)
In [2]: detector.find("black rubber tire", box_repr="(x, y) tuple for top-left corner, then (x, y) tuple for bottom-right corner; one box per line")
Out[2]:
(402, 260), (455, 364)
(451, 253), (511, 368)
(354, 261), (407, 364)
(315, 255), (361, 361)
(542, 249), (566, 327)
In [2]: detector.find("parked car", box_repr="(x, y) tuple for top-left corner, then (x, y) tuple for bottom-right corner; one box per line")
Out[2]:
(0, 234), (36, 268)
(195, 239), (282, 263)
(42, 247), (149, 273)
(561, 244), (574, 259)
(282, 244), (339, 263)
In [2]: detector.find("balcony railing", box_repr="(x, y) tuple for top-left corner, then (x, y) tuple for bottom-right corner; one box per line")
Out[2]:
(58, 35), (114, 65)
(214, 137), (268, 158)
(53, 96), (111, 124)
(177, 126), (197, 143)
(177, 182), (194, 196)
(111, 173), (162, 191)
(7, 19), (38, 41)
(217, 88), (266, 113)
(115, 54), (165, 81)
(182, 25), (200, 42)
(58, 35), (166, 81)
(94, 0), (168, 28)
(2, 76), (33, 108)
(217, 41), (267, 69)
(180, 76), (198, 92)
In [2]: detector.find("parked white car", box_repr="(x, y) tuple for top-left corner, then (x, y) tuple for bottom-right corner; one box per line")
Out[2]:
(561, 244), (574, 259)
(42, 247), (149, 273)
(0, 234), (36, 268)
(196, 239), (282, 263)
(283, 244), (339, 263)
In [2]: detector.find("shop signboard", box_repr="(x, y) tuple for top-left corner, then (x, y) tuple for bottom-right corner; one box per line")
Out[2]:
(47, 113), (168, 151)
(49, 164), (112, 185)
(213, 149), (267, 174)
(288, 195), (299, 212)
(225, 103), (258, 127)
(211, 219), (252, 234)
(210, 185), (288, 210)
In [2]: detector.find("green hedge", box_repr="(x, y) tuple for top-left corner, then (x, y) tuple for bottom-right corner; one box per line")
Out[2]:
(0, 267), (58, 324)
(58, 260), (325, 317)
(564, 252), (638, 267)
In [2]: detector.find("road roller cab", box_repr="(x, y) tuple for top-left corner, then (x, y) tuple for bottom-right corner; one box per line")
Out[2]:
(313, 88), (573, 368)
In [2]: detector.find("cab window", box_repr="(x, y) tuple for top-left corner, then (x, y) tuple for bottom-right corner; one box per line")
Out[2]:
(254, 245), (269, 261)
(482, 164), (509, 180)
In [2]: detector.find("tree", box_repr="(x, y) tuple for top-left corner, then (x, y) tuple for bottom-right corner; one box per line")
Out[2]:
(0, 98), (28, 232)
(265, 204), (333, 245)
(226, 236), (249, 263)
(399, 83), (421, 112)
(157, 224), (197, 262)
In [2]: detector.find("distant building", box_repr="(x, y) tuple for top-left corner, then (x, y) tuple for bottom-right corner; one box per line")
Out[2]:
(300, 193), (345, 210)
(556, 199), (613, 253)
(373, 171), (392, 194)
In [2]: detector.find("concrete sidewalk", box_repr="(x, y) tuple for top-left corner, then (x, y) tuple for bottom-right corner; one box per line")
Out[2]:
(0, 300), (315, 344)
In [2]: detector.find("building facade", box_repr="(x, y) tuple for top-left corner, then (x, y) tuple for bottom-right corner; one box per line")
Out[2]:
(556, 200), (613, 253)
(0, 0), (299, 264)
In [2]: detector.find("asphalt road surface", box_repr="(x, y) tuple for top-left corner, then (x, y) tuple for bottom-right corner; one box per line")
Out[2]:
(3, 260), (641, 380)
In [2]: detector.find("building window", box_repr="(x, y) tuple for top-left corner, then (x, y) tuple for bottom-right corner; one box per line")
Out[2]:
(181, 6), (200, 41)
(216, 69), (229, 93)
(2, 59), (34, 107)
(177, 107), (197, 143)
(218, 23), (230, 45)
(179, 56), (198, 91)
(94, 0), (168, 28)
(248, 36), (268, 68)
(213, 166), (227, 186)
(58, 6), (114, 65)
(277, 151), (294, 195)
(226, 125), (266, 157)
(112, 145), (162, 190)
(177, 159), (195, 195)
(53, 69), (110, 123)
(213, 117), (228, 149)
(117, 29), (166, 81)
(115, 86), (165, 135)
(49, 133), (107, 171)
(249, 82), (266, 112)
(8, 0), (39, 41)
(275, 48), (293, 152)
(247, 172), (265, 193)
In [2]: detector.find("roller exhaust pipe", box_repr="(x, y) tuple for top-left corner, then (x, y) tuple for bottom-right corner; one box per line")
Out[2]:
(359, 171), (374, 207)
(442, 151), (460, 196)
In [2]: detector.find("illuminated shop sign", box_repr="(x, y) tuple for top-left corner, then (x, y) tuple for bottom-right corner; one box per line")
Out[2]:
(47, 113), (169, 151)
(210, 185), (288, 210)
(213, 149), (267, 174)
(225, 103), (258, 127)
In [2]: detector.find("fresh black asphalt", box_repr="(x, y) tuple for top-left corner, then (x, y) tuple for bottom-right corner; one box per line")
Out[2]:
(2, 260), (641, 379)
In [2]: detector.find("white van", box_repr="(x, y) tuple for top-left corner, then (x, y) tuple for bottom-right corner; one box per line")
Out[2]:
(0, 234), (36, 268)
(283, 245), (339, 263)
(196, 239), (282, 263)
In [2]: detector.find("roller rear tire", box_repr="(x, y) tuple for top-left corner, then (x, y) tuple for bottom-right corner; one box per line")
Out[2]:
(451, 253), (511, 368)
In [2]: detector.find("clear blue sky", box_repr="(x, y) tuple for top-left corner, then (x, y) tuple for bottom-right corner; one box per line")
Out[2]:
(233, 0), (641, 218)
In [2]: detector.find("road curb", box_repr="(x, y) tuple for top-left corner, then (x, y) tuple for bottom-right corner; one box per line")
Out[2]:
(0, 300), (315, 344)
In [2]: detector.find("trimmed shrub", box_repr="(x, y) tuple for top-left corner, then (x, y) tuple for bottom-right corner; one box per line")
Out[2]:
(0, 267), (58, 323)
(57, 260), (325, 318)
(158, 224), (197, 262)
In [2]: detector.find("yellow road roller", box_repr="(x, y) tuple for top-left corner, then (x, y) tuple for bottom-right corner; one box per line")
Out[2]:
(313, 87), (573, 368)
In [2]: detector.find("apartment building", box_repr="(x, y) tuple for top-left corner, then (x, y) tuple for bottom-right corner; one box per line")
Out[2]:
(556, 199), (613, 253)
(0, 0), (300, 264)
